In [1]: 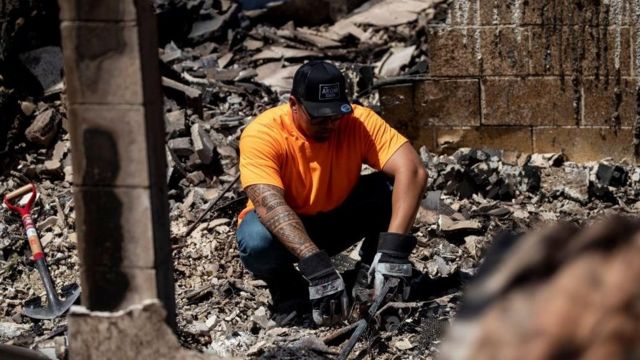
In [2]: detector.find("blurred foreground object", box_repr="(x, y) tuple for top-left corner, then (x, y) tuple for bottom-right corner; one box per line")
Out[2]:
(441, 215), (640, 360)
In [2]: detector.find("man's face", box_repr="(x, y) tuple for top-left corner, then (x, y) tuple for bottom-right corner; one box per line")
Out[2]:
(290, 96), (343, 142)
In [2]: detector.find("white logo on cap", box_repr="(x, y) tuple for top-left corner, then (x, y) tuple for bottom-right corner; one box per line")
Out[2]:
(319, 83), (340, 100)
(341, 104), (352, 113)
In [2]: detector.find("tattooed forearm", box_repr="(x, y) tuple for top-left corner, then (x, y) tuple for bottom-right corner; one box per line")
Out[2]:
(245, 184), (319, 258)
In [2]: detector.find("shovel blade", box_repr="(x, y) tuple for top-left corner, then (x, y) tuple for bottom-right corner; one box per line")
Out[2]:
(23, 286), (81, 320)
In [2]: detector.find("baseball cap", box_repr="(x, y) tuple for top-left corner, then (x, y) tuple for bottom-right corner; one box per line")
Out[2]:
(291, 61), (353, 118)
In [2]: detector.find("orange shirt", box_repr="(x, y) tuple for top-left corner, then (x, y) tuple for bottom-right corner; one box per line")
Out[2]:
(238, 104), (407, 221)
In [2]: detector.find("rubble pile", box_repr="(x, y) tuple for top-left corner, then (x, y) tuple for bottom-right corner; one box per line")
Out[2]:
(441, 215), (640, 360)
(154, 0), (450, 124)
(1, 0), (640, 359)
(169, 148), (640, 359)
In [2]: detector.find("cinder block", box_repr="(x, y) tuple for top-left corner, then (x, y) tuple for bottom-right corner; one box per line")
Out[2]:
(68, 301), (207, 360)
(632, 27), (639, 76)
(79, 266), (159, 311)
(446, 0), (480, 26)
(533, 127), (636, 163)
(379, 84), (416, 140)
(518, 0), (634, 25)
(481, 27), (530, 75)
(59, 1), (137, 21)
(479, 0), (534, 25)
(583, 78), (637, 127)
(435, 126), (533, 154)
(415, 126), (436, 153)
(530, 26), (632, 76)
(529, 25), (569, 75)
(67, 105), (150, 187)
(584, 26), (632, 77)
(61, 22), (144, 105)
(523, 0), (569, 25)
(482, 77), (574, 126)
(379, 84), (414, 122)
(414, 80), (480, 126)
(74, 186), (156, 269)
(477, 0), (636, 25)
(479, 0), (572, 25)
(427, 26), (481, 76)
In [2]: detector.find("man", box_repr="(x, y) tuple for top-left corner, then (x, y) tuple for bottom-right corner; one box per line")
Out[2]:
(236, 60), (427, 326)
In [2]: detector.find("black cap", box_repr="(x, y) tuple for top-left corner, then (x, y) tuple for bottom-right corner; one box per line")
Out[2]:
(291, 61), (353, 118)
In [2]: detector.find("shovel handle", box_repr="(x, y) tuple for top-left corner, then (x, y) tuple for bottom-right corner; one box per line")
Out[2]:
(22, 214), (44, 261)
(4, 183), (35, 200)
(3, 183), (43, 260)
(3, 183), (37, 215)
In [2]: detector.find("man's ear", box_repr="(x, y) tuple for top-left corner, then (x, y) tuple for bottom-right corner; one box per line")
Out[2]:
(289, 96), (298, 112)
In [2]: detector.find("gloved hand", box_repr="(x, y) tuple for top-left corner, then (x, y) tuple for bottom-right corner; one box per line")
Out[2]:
(369, 232), (417, 300)
(298, 250), (349, 326)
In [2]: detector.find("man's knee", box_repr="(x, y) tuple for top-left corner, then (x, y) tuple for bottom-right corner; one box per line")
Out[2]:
(236, 211), (295, 276)
(237, 212), (273, 256)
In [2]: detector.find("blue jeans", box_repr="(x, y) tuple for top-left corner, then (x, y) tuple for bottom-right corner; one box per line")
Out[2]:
(236, 172), (393, 280)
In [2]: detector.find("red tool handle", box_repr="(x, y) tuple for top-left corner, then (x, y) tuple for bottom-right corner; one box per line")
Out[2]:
(3, 183), (44, 260)
(4, 183), (37, 215)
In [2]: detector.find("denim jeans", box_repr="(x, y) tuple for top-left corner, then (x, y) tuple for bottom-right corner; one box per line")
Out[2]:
(235, 172), (393, 280)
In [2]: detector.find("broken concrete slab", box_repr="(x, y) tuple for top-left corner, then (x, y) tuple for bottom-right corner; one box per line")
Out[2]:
(191, 123), (215, 164)
(160, 41), (184, 64)
(379, 46), (416, 77)
(68, 300), (222, 360)
(187, 171), (206, 185)
(188, 4), (238, 43)
(168, 137), (193, 157)
(541, 167), (590, 204)
(342, 0), (438, 27)
(243, 38), (265, 50)
(596, 163), (628, 188)
(251, 46), (322, 62)
(161, 77), (203, 117)
(0, 321), (30, 340)
(438, 215), (482, 234)
(18, 46), (64, 92)
(294, 28), (342, 48)
(528, 153), (565, 168)
(255, 63), (299, 91)
(166, 110), (186, 134)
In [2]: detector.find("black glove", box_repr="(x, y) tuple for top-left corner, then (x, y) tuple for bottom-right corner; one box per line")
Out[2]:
(298, 251), (349, 326)
(368, 232), (417, 300)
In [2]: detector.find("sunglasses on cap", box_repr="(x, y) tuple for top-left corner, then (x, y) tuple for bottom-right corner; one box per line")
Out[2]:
(300, 104), (344, 125)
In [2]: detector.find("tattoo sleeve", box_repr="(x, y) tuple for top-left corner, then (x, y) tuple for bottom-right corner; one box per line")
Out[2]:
(245, 184), (319, 259)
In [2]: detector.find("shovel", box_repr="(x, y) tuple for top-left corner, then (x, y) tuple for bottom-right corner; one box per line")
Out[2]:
(3, 183), (81, 319)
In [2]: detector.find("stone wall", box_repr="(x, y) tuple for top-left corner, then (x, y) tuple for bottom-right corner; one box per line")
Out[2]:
(380, 0), (640, 163)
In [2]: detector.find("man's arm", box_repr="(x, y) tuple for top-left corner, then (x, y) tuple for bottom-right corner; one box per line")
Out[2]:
(245, 183), (319, 258)
(382, 142), (428, 233)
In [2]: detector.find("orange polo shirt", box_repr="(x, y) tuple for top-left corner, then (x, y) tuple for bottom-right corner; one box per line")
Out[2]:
(238, 103), (407, 222)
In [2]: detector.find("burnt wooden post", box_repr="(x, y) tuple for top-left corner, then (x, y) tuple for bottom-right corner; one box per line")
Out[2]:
(57, 0), (175, 327)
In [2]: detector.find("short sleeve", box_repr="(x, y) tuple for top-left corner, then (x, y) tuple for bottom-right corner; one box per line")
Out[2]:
(239, 124), (284, 189)
(359, 108), (408, 170)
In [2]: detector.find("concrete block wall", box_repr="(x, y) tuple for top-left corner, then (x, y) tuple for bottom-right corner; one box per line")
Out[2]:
(380, 0), (640, 163)
(57, 0), (176, 326)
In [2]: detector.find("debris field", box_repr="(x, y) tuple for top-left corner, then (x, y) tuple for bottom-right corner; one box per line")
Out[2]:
(1, 0), (640, 359)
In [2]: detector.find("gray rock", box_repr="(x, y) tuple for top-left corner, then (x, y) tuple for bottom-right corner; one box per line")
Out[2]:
(168, 137), (193, 157)
(0, 322), (29, 340)
(25, 109), (60, 147)
(186, 171), (206, 185)
(165, 110), (185, 134)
